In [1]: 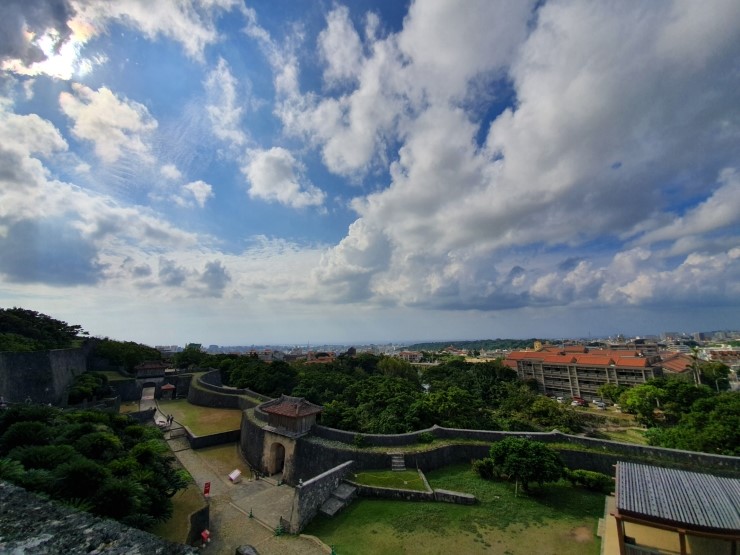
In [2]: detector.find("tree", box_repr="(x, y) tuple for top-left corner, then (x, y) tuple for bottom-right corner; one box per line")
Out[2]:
(689, 347), (703, 386)
(411, 386), (482, 429)
(487, 437), (565, 492)
(597, 383), (627, 404)
(0, 308), (87, 351)
(173, 343), (208, 369)
(93, 339), (162, 373)
(377, 356), (419, 384)
(619, 385), (666, 426)
(699, 361), (731, 392)
(645, 392), (740, 455)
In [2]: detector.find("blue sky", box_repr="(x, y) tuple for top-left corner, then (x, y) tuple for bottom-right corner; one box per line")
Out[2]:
(0, 0), (739, 346)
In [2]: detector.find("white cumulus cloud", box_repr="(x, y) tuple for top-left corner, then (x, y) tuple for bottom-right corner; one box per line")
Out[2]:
(242, 147), (325, 209)
(59, 84), (157, 164)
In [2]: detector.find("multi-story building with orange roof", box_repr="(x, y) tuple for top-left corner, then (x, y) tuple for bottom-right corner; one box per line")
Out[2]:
(506, 347), (664, 400)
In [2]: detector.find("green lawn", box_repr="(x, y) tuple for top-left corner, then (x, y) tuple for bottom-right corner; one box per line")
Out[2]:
(157, 398), (242, 435)
(150, 482), (205, 543)
(305, 464), (604, 555)
(600, 428), (648, 445)
(99, 370), (133, 382)
(351, 470), (429, 492)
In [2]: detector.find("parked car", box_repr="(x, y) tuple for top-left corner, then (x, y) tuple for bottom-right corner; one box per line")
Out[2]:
(556, 396), (564, 403)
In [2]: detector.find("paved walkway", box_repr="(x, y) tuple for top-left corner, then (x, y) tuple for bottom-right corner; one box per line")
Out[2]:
(150, 400), (326, 554)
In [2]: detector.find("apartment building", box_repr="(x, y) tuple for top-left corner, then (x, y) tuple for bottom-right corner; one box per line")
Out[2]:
(505, 346), (662, 400)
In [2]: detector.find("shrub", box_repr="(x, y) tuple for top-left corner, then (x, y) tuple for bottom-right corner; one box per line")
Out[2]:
(92, 479), (144, 520)
(565, 468), (614, 493)
(74, 432), (123, 461)
(8, 444), (80, 470)
(0, 421), (51, 454)
(17, 468), (56, 495)
(0, 457), (25, 482)
(417, 431), (435, 444)
(53, 458), (111, 499)
(472, 458), (495, 480)
(353, 434), (368, 448)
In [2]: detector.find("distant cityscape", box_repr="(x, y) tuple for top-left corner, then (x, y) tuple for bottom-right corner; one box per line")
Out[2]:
(154, 329), (740, 358)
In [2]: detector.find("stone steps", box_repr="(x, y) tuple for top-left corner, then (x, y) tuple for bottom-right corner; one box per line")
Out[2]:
(319, 497), (345, 517)
(333, 482), (357, 501)
(391, 454), (406, 471)
(319, 483), (357, 517)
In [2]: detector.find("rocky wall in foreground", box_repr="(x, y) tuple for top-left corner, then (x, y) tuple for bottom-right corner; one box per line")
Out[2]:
(0, 481), (197, 555)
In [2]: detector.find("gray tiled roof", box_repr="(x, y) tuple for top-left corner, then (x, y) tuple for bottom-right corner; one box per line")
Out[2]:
(616, 462), (740, 532)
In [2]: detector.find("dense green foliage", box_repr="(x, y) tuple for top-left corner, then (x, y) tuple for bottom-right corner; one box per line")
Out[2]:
(644, 391), (740, 455)
(0, 405), (187, 529)
(564, 469), (613, 493)
(699, 361), (731, 391)
(216, 353), (592, 434)
(0, 308), (87, 352)
(597, 383), (627, 403)
(476, 438), (565, 492)
(616, 376), (740, 455)
(67, 372), (114, 405)
(172, 343), (208, 369)
(92, 338), (162, 373)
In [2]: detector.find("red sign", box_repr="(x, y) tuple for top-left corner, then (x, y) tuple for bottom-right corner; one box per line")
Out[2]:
(204, 482), (211, 496)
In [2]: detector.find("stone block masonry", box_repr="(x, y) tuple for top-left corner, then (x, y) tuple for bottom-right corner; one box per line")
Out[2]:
(0, 346), (89, 404)
(289, 460), (355, 533)
(0, 481), (198, 554)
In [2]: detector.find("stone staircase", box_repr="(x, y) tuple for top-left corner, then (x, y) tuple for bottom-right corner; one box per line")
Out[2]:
(391, 453), (406, 471)
(319, 482), (357, 517)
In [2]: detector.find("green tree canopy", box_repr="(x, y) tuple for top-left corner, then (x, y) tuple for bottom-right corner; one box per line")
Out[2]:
(92, 339), (162, 373)
(619, 384), (667, 426)
(0, 405), (186, 529)
(486, 438), (565, 492)
(0, 307), (87, 351)
(645, 392), (740, 455)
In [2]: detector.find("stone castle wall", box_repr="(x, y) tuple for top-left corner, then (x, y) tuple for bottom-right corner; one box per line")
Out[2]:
(187, 370), (269, 410)
(290, 461), (355, 533)
(0, 345), (90, 404)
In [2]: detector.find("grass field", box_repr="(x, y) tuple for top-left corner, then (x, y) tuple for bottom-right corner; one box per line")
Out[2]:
(119, 400), (141, 413)
(305, 464), (604, 555)
(351, 470), (429, 492)
(99, 370), (132, 382)
(157, 398), (242, 435)
(197, 443), (252, 479)
(600, 428), (648, 445)
(150, 482), (204, 543)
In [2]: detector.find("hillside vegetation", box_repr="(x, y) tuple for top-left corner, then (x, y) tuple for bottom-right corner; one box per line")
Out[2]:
(0, 405), (188, 530)
(0, 307), (87, 352)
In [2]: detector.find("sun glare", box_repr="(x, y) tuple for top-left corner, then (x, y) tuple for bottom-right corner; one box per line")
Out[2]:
(1, 20), (101, 80)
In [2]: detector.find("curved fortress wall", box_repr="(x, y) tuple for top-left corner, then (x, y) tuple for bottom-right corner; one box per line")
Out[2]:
(185, 369), (740, 485)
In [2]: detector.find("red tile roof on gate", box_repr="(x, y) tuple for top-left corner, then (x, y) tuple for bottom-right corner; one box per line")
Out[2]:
(262, 396), (323, 418)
